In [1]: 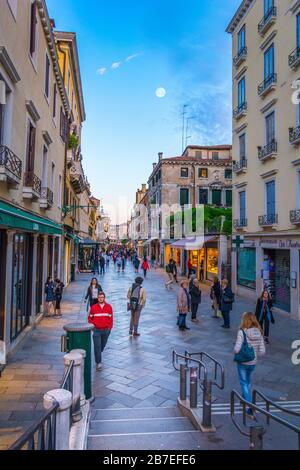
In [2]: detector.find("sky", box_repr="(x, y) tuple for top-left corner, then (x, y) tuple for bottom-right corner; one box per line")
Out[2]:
(47, 0), (241, 223)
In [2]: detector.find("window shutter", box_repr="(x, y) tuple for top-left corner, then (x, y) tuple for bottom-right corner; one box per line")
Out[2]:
(30, 1), (37, 55)
(53, 84), (57, 118)
(45, 55), (50, 98)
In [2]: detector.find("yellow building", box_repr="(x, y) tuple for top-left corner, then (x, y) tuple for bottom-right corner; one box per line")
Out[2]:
(227, 0), (300, 318)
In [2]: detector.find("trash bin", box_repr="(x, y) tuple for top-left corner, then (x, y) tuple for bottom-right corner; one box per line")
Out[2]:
(63, 323), (94, 400)
(71, 263), (76, 282)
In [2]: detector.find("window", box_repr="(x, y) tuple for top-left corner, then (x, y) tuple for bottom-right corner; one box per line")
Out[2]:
(180, 188), (189, 206)
(45, 54), (50, 99)
(238, 77), (246, 107)
(265, 111), (275, 144)
(53, 83), (57, 118)
(238, 25), (246, 53)
(239, 191), (246, 221)
(0, 81), (5, 144)
(225, 169), (232, 179)
(239, 133), (246, 161)
(60, 107), (68, 143)
(212, 190), (222, 206)
(198, 168), (208, 178)
(266, 180), (276, 216)
(181, 168), (189, 178)
(26, 122), (36, 172)
(50, 162), (55, 193)
(297, 13), (300, 49)
(29, 1), (37, 56)
(264, 0), (273, 16)
(195, 150), (202, 158)
(212, 152), (219, 161)
(199, 188), (208, 204)
(67, 70), (71, 95)
(41, 146), (48, 187)
(226, 190), (232, 207)
(264, 44), (274, 81)
(237, 248), (256, 290)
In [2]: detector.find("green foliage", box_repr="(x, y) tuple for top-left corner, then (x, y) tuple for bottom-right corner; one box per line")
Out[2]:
(166, 206), (232, 236)
(121, 239), (128, 245)
(68, 134), (79, 149)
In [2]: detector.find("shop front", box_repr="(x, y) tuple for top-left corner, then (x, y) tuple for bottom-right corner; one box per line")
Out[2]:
(263, 249), (291, 313)
(78, 238), (100, 272)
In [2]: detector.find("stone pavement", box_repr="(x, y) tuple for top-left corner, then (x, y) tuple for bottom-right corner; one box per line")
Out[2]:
(0, 261), (300, 450)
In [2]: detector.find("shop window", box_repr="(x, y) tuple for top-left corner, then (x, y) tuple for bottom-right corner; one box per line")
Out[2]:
(237, 248), (256, 290)
(206, 248), (219, 280)
(263, 250), (291, 313)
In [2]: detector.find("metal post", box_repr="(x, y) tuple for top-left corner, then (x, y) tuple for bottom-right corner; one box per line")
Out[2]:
(249, 426), (264, 450)
(179, 364), (187, 401)
(202, 379), (212, 428)
(190, 367), (198, 409)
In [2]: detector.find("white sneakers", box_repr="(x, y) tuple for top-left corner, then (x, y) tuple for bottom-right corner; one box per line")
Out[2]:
(96, 363), (102, 371)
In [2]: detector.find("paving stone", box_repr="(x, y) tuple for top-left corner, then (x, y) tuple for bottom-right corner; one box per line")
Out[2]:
(132, 385), (162, 400)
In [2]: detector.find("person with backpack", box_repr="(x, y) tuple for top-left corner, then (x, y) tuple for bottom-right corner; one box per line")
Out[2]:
(189, 278), (202, 323)
(210, 277), (221, 318)
(255, 289), (274, 344)
(142, 257), (150, 278)
(44, 276), (56, 317)
(220, 279), (235, 329)
(127, 277), (146, 336)
(54, 279), (64, 318)
(133, 255), (140, 273)
(234, 312), (266, 419)
(88, 291), (113, 371)
(84, 278), (103, 308)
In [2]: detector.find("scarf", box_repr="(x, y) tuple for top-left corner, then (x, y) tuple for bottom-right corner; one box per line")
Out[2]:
(259, 300), (271, 323)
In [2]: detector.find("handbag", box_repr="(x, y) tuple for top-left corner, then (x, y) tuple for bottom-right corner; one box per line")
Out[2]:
(234, 330), (255, 363)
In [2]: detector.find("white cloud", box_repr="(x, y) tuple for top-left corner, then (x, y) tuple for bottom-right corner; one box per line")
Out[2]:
(111, 62), (121, 69)
(97, 67), (107, 75)
(125, 52), (143, 62)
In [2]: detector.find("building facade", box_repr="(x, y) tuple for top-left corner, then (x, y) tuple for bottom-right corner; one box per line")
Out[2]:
(227, 0), (300, 319)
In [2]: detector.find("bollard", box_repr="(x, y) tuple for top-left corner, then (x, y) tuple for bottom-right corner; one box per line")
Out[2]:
(64, 351), (83, 422)
(43, 389), (72, 450)
(71, 349), (86, 406)
(249, 426), (264, 450)
(190, 367), (198, 409)
(202, 379), (213, 429)
(179, 364), (187, 401)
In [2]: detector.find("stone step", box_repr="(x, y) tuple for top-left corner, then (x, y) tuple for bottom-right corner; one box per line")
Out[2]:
(91, 406), (182, 421)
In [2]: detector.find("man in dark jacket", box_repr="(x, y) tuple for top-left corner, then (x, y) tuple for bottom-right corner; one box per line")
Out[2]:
(189, 278), (202, 323)
(220, 279), (235, 329)
(99, 255), (106, 275)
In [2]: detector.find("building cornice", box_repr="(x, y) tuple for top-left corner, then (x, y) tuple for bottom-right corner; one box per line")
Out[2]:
(260, 98), (278, 114)
(260, 30), (277, 51)
(235, 182), (247, 189)
(290, 0), (300, 14)
(0, 46), (20, 83)
(292, 158), (300, 166)
(26, 100), (40, 122)
(226, 0), (254, 34)
(235, 123), (248, 134)
(260, 169), (278, 179)
(42, 130), (52, 146)
(234, 66), (247, 81)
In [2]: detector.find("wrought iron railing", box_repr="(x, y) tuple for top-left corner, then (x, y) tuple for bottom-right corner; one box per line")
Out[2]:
(289, 46), (300, 69)
(258, 214), (278, 226)
(233, 102), (247, 119)
(233, 46), (247, 67)
(40, 187), (54, 206)
(289, 126), (300, 145)
(0, 145), (22, 179)
(258, 140), (277, 160)
(290, 209), (300, 224)
(233, 218), (248, 228)
(258, 7), (277, 35)
(233, 159), (247, 172)
(258, 73), (277, 96)
(23, 171), (41, 195)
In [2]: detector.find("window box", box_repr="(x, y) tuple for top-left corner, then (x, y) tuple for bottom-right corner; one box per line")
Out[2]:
(258, 7), (277, 36)
(0, 145), (22, 188)
(233, 46), (248, 69)
(290, 209), (300, 224)
(233, 102), (247, 120)
(233, 159), (247, 174)
(258, 214), (278, 226)
(258, 73), (277, 98)
(258, 141), (277, 162)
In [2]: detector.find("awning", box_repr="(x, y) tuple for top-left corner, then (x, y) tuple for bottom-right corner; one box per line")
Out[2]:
(79, 237), (100, 246)
(171, 235), (217, 251)
(0, 201), (62, 235)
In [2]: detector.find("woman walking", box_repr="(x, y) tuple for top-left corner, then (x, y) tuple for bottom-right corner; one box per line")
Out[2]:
(189, 278), (202, 323)
(133, 255), (140, 274)
(88, 292), (113, 371)
(211, 277), (221, 318)
(84, 278), (103, 309)
(142, 257), (150, 278)
(220, 279), (235, 329)
(234, 312), (266, 419)
(177, 279), (191, 331)
(44, 277), (56, 317)
(255, 290), (274, 344)
(54, 279), (64, 318)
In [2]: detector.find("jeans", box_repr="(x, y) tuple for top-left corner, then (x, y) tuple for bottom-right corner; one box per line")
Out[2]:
(222, 310), (230, 327)
(92, 329), (111, 364)
(100, 266), (105, 275)
(191, 303), (199, 320)
(260, 318), (270, 338)
(237, 364), (256, 405)
(130, 307), (142, 334)
(178, 313), (187, 329)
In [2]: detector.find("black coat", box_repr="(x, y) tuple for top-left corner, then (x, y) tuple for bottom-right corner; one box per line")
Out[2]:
(189, 285), (202, 304)
(255, 299), (275, 324)
(220, 286), (234, 313)
(85, 284), (103, 303)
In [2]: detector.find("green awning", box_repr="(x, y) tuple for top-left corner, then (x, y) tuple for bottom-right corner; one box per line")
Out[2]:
(0, 201), (62, 235)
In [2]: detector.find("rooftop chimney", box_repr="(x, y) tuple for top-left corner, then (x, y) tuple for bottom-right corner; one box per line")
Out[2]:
(142, 184), (147, 192)
(153, 163), (157, 170)
(158, 152), (163, 161)
(50, 19), (56, 29)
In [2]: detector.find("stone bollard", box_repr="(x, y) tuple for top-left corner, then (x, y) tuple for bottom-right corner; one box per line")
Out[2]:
(71, 348), (86, 406)
(64, 351), (83, 422)
(43, 389), (72, 450)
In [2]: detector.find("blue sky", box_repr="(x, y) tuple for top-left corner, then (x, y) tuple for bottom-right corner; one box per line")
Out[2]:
(47, 0), (241, 222)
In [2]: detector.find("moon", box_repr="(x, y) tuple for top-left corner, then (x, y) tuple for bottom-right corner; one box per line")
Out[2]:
(156, 87), (167, 98)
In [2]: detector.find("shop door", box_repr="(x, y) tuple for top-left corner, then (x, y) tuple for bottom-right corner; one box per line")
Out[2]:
(264, 249), (290, 313)
(0, 230), (7, 341)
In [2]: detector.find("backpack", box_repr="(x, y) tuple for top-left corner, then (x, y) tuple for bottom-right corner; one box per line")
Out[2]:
(130, 284), (141, 311)
(166, 264), (171, 273)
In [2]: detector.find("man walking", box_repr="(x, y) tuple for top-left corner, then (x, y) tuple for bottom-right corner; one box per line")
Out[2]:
(99, 254), (106, 275)
(88, 292), (113, 371)
(127, 277), (146, 337)
(165, 259), (176, 289)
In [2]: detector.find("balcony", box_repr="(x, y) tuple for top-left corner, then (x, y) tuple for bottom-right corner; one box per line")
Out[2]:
(258, 140), (277, 162)
(233, 102), (247, 120)
(290, 209), (300, 225)
(67, 148), (76, 166)
(289, 125), (300, 146)
(69, 161), (86, 194)
(233, 159), (247, 174)
(258, 73), (277, 98)
(258, 7), (277, 36)
(289, 46), (300, 70)
(0, 145), (22, 188)
(233, 47), (248, 69)
(234, 218), (248, 229)
(23, 171), (41, 200)
(258, 214), (278, 227)
(39, 187), (54, 209)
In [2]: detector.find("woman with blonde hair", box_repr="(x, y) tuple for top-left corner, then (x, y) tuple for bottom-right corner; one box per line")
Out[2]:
(234, 312), (266, 419)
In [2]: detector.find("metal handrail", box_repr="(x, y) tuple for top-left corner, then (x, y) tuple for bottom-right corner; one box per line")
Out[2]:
(253, 389), (300, 425)
(231, 390), (300, 450)
(172, 350), (208, 380)
(185, 351), (225, 390)
(9, 402), (59, 450)
(60, 360), (74, 392)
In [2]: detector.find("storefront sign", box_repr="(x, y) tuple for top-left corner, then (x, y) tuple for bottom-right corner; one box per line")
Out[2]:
(259, 239), (300, 249)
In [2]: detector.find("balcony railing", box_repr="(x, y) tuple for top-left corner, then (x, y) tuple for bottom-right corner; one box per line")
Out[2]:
(39, 187), (54, 209)
(69, 161), (86, 195)
(233, 46), (248, 68)
(258, 214), (278, 226)
(233, 102), (247, 120)
(289, 126), (300, 146)
(233, 159), (247, 173)
(0, 145), (22, 187)
(234, 218), (248, 229)
(258, 140), (277, 161)
(23, 171), (41, 198)
(289, 46), (300, 70)
(258, 7), (277, 36)
(290, 209), (300, 224)
(258, 73), (277, 97)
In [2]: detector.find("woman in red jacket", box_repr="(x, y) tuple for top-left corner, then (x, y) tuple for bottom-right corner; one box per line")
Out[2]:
(142, 257), (150, 278)
(88, 292), (113, 371)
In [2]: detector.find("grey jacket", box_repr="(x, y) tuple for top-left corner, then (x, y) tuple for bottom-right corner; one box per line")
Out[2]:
(234, 327), (266, 366)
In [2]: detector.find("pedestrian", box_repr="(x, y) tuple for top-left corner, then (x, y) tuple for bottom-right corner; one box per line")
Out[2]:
(122, 255), (126, 272)
(44, 276), (56, 317)
(234, 312), (266, 419)
(54, 279), (64, 318)
(187, 259), (195, 278)
(117, 255), (122, 273)
(133, 255), (140, 273)
(127, 277), (146, 337)
(142, 257), (150, 278)
(200, 260), (205, 282)
(84, 278), (103, 308)
(189, 273), (197, 291)
(151, 254), (155, 268)
(210, 277), (221, 318)
(92, 256), (99, 275)
(189, 278), (202, 323)
(255, 289), (275, 344)
(99, 254), (106, 275)
(173, 260), (178, 283)
(88, 292), (113, 371)
(220, 279), (235, 329)
(165, 259), (176, 289)
(177, 279), (191, 331)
